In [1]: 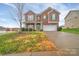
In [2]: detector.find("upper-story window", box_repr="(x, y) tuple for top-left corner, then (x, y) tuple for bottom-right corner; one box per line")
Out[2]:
(52, 14), (56, 20)
(74, 16), (78, 19)
(28, 15), (34, 21)
(43, 15), (46, 19)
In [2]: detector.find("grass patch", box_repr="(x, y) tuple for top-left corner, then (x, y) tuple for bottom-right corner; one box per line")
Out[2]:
(62, 28), (79, 34)
(0, 31), (57, 55)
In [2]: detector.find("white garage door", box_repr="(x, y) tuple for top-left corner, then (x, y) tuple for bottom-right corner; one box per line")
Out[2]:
(43, 25), (57, 31)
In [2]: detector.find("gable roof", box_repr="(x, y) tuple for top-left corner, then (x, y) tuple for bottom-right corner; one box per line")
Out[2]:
(65, 10), (79, 19)
(24, 7), (60, 16)
(41, 7), (60, 14)
(24, 10), (36, 15)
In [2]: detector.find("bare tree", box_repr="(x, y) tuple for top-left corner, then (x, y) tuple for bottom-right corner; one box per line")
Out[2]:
(9, 3), (25, 32)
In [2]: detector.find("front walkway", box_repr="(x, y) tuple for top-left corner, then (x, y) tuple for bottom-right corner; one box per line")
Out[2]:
(45, 31), (79, 55)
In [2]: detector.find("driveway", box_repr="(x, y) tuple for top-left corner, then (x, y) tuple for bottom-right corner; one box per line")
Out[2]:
(45, 31), (79, 55)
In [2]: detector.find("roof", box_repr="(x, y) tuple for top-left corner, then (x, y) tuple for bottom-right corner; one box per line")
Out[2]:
(24, 10), (36, 15)
(65, 10), (79, 19)
(41, 7), (60, 14)
(24, 7), (60, 15)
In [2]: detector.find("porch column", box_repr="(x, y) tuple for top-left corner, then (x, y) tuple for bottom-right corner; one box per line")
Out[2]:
(34, 15), (37, 30)
(40, 22), (43, 30)
(35, 23), (36, 30)
(25, 24), (27, 29)
(27, 24), (29, 31)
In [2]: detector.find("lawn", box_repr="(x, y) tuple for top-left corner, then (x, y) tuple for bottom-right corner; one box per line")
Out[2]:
(0, 31), (57, 55)
(62, 28), (79, 34)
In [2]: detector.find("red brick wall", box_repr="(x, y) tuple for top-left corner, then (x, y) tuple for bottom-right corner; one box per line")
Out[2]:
(41, 10), (59, 25)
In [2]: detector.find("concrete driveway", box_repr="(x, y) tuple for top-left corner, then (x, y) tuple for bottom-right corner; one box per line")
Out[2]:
(45, 31), (79, 55)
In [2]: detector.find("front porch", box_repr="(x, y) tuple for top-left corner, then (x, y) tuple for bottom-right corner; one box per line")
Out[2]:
(25, 23), (43, 31)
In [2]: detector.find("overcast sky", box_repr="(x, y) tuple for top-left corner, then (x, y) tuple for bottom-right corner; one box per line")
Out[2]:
(0, 3), (79, 28)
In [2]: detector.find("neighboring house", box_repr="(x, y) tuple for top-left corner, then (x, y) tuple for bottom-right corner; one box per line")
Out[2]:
(0, 26), (6, 33)
(0, 26), (19, 32)
(65, 10), (79, 28)
(0, 26), (6, 31)
(6, 28), (19, 31)
(23, 7), (60, 31)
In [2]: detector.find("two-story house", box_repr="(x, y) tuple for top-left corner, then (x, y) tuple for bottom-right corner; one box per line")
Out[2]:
(65, 10), (79, 28)
(23, 7), (60, 31)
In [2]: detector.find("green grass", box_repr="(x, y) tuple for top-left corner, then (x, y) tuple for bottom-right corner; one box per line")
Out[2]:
(0, 32), (17, 43)
(0, 32), (18, 54)
(0, 32), (38, 55)
(62, 28), (79, 34)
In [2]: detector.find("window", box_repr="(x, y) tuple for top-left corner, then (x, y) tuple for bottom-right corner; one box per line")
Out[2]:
(52, 14), (56, 20)
(74, 16), (78, 19)
(43, 15), (46, 19)
(28, 15), (34, 20)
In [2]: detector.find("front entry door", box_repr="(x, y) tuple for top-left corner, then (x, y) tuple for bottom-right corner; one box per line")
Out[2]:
(36, 23), (41, 31)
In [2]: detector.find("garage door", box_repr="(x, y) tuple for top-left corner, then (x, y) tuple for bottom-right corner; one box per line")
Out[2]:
(43, 25), (57, 31)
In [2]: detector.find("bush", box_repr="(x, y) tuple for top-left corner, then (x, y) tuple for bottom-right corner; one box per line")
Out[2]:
(21, 28), (25, 31)
(28, 28), (33, 31)
(40, 29), (43, 31)
(57, 27), (62, 31)
(21, 28), (36, 31)
(25, 28), (28, 31)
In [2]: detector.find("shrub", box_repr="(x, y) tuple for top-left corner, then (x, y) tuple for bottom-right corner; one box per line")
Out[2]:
(21, 28), (36, 31)
(21, 28), (26, 31)
(57, 27), (62, 31)
(40, 29), (43, 31)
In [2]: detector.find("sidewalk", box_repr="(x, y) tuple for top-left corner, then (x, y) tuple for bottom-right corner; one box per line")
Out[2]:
(4, 50), (77, 56)
(4, 51), (62, 56)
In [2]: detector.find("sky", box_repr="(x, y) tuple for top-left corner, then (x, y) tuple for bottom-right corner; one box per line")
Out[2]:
(0, 3), (79, 28)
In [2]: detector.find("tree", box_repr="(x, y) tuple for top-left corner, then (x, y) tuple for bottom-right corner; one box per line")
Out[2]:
(9, 3), (25, 32)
